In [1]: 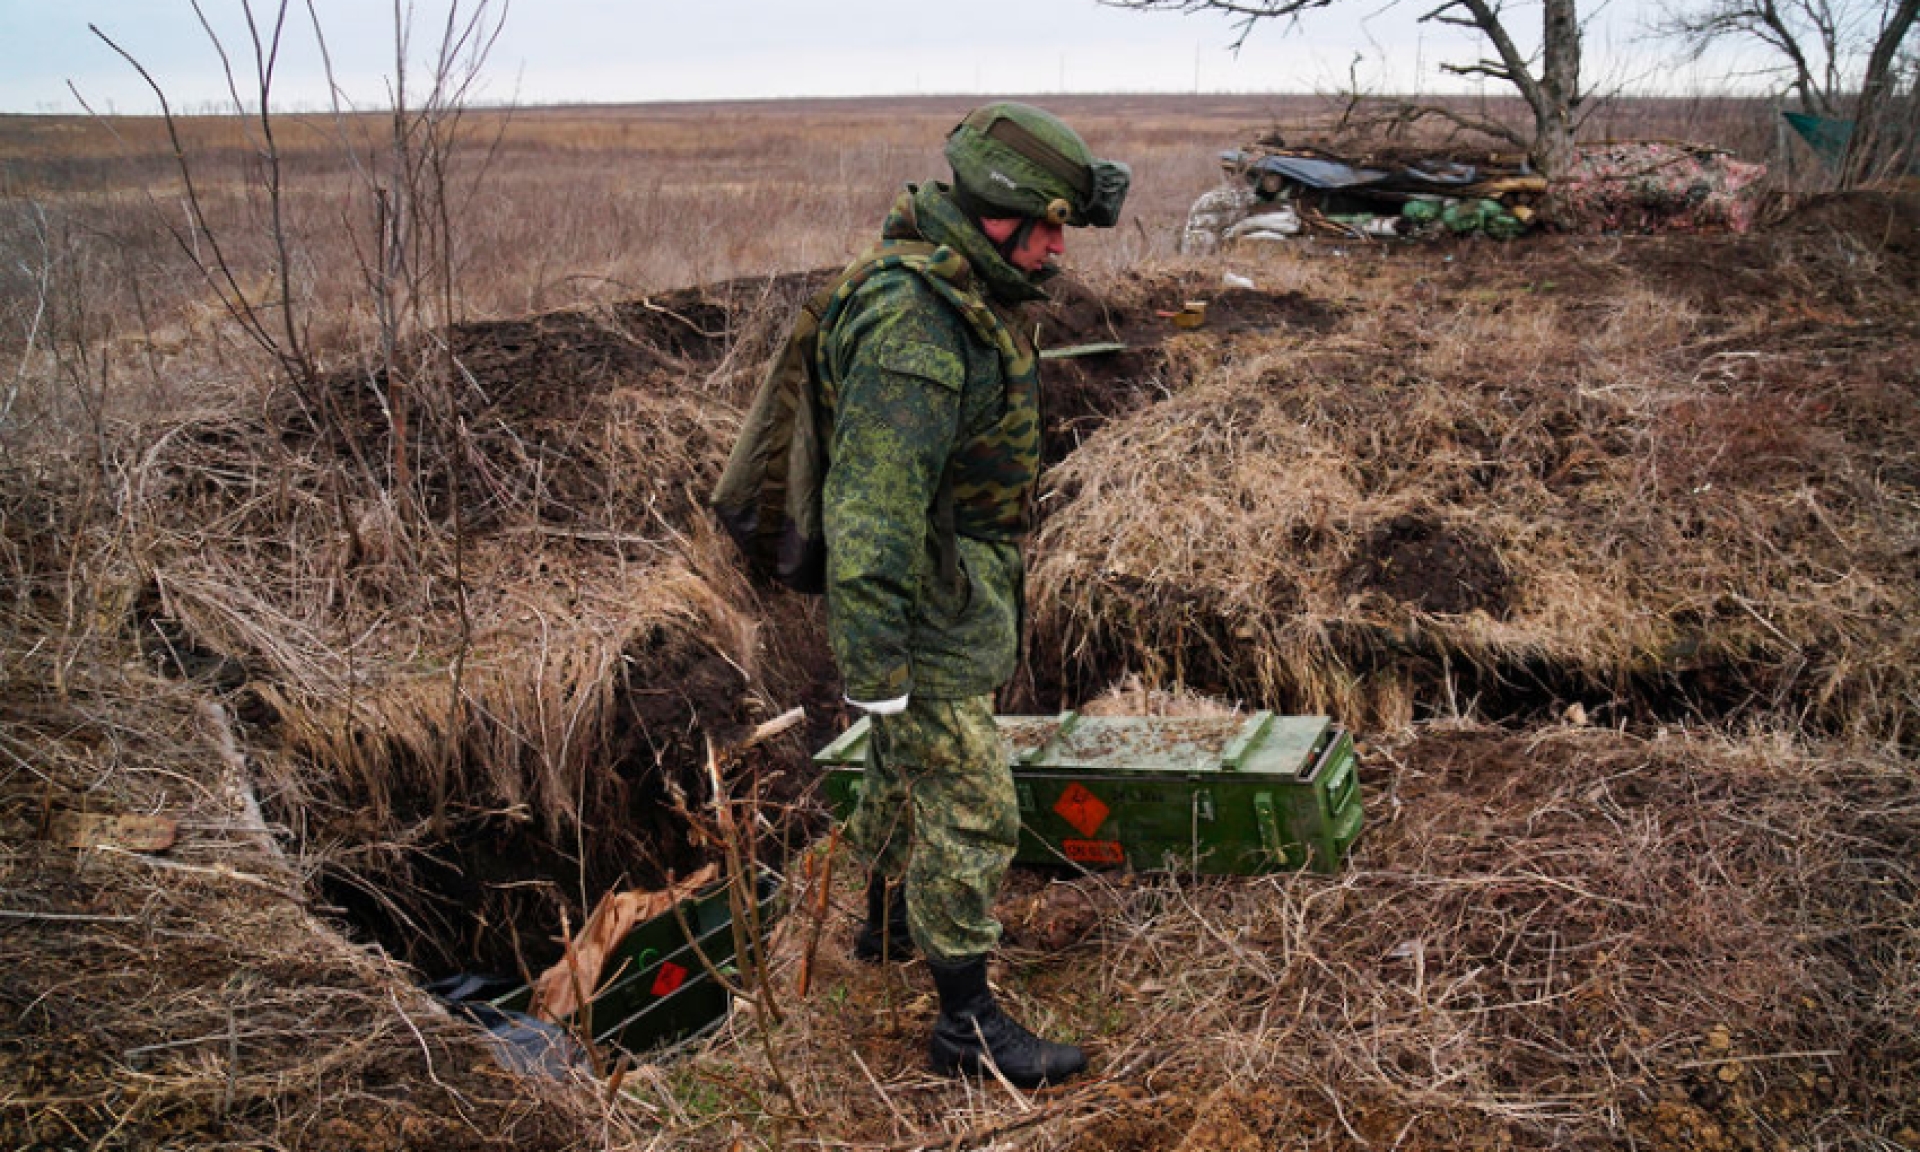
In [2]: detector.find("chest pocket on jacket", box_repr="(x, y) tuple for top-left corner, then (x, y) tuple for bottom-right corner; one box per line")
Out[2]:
(877, 341), (965, 394)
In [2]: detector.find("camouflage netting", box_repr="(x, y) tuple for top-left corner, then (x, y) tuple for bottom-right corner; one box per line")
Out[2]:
(1549, 142), (1771, 233)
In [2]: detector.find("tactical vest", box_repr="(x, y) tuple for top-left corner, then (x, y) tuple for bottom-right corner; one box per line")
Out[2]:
(711, 240), (1041, 594)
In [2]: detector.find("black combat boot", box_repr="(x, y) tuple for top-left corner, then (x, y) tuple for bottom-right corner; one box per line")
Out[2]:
(927, 956), (1086, 1087)
(852, 875), (915, 963)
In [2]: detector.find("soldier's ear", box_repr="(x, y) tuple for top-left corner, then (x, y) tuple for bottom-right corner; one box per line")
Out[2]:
(978, 218), (1022, 244)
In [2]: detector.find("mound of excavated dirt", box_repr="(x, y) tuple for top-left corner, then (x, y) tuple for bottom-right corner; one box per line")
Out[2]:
(1422, 189), (1920, 314)
(1027, 225), (1920, 739)
(1786, 188), (1920, 273)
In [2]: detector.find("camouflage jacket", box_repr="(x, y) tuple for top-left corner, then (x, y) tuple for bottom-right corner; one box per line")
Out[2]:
(1180, 180), (1257, 255)
(819, 183), (1044, 702)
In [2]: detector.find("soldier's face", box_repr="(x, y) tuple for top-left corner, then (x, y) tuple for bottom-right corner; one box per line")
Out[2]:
(981, 217), (1067, 275)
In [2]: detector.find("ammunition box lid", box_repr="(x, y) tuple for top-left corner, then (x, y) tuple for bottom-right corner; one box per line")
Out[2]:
(815, 710), (1334, 780)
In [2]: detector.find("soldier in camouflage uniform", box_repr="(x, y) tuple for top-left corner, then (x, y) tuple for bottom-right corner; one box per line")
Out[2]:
(821, 102), (1128, 1088)
(1180, 153), (1288, 254)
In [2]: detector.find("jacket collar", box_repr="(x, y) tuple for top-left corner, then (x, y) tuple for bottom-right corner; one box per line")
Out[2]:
(882, 183), (1048, 306)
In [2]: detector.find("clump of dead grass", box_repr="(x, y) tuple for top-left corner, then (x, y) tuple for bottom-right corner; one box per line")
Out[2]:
(0, 631), (630, 1151)
(628, 721), (1918, 1152)
(1029, 244), (1920, 741)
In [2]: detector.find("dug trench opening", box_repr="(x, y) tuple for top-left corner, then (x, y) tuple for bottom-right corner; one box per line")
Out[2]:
(286, 624), (820, 983)
(251, 273), (1340, 981)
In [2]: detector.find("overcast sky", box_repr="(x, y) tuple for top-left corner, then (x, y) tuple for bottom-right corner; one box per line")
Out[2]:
(3, 0), (1764, 115)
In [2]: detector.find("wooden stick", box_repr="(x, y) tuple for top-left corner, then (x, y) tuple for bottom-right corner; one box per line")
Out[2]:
(91, 845), (308, 905)
(0, 909), (137, 924)
(739, 706), (806, 751)
(795, 827), (840, 999)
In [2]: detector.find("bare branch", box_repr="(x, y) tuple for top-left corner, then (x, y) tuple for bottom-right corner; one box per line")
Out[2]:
(1443, 59), (1524, 81)
(1844, 0), (1920, 183)
(83, 26), (283, 370)
(1106, 0), (1586, 172)
(1, 211), (56, 440)
(1332, 87), (1536, 150)
(1654, 0), (1909, 118)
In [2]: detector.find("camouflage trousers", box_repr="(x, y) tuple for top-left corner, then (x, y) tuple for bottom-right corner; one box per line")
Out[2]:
(841, 694), (1016, 962)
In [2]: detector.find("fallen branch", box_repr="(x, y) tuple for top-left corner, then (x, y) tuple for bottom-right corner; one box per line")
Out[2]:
(0, 909), (138, 924)
(738, 706), (806, 752)
(91, 845), (311, 906)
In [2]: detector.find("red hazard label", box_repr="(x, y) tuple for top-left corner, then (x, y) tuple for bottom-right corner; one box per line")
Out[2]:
(650, 961), (689, 997)
(1053, 782), (1110, 838)
(1062, 839), (1126, 866)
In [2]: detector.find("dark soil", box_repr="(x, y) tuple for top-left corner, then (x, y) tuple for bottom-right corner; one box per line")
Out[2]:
(1341, 514), (1513, 617)
(1423, 188), (1920, 313)
(1785, 187), (1920, 278)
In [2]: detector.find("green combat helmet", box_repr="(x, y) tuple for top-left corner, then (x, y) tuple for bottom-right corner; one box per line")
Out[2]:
(946, 102), (1130, 228)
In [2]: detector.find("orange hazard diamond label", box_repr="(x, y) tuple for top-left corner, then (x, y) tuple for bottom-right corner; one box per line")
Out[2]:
(1053, 782), (1110, 838)
(650, 961), (689, 998)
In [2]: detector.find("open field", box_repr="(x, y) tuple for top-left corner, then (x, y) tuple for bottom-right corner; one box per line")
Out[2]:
(2, 96), (1915, 1151)
(0, 93), (1781, 370)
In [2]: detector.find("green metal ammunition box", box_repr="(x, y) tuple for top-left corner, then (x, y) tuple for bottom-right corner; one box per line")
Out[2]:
(494, 870), (780, 1055)
(814, 711), (1362, 876)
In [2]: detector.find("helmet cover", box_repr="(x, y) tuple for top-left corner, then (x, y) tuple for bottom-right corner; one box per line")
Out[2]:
(946, 102), (1130, 228)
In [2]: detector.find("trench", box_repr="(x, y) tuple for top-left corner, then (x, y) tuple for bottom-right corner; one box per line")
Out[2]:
(148, 261), (1902, 996)
(302, 630), (813, 983)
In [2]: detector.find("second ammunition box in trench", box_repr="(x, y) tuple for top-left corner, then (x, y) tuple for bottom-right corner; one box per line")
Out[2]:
(493, 870), (780, 1055)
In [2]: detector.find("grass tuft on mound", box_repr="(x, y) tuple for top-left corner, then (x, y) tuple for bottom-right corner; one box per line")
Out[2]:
(1029, 240), (1920, 741)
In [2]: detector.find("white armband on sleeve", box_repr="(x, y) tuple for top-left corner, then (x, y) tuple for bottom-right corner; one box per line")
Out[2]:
(846, 694), (909, 716)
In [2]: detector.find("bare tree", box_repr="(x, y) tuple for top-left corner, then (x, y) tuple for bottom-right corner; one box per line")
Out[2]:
(1664, 0), (1896, 114)
(1662, 0), (1917, 181)
(1845, 0), (1918, 180)
(1103, 0), (1587, 175)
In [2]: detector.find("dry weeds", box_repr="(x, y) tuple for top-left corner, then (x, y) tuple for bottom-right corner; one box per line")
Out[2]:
(0, 639), (633, 1150)
(2, 97), (1915, 1152)
(632, 721), (1919, 1151)
(1029, 224), (1920, 743)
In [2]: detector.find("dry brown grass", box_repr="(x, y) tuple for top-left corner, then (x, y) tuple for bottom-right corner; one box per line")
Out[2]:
(0, 94), (1277, 408)
(623, 721), (1919, 1151)
(2, 96), (1914, 1152)
(1027, 230), (1920, 743)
